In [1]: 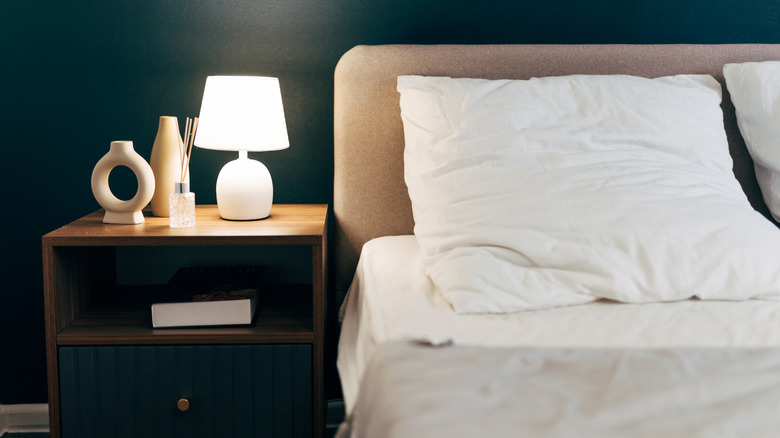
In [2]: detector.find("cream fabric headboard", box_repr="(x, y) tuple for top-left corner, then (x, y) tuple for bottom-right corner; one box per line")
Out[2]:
(333, 44), (780, 294)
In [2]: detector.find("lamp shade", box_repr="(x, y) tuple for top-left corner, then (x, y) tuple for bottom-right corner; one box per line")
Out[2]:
(194, 76), (289, 151)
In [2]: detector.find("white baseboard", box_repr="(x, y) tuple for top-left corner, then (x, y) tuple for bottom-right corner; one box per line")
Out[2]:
(0, 404), (49, 435)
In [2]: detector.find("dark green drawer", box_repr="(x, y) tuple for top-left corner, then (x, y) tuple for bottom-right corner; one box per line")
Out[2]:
(58, 345), (312, 438)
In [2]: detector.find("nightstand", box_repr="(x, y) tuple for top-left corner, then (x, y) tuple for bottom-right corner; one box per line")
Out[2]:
(42, 204), (328, 438)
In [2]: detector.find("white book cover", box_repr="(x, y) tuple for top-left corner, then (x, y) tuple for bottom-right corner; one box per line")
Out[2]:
(151, 266), (263, 328)
(152, 291), (258, 328)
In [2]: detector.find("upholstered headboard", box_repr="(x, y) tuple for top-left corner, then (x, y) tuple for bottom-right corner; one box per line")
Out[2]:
(333, 44), (780, 294)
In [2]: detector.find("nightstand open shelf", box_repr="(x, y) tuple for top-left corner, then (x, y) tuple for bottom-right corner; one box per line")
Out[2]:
(43, 204), (328, 438)
(56, 283), (314, 345)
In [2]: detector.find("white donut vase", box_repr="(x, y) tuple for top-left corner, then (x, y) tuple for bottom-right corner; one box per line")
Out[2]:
(91, 141), (155, 224)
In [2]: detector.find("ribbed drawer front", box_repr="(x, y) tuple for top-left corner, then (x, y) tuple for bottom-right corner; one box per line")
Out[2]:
(58, 344), (312, 438)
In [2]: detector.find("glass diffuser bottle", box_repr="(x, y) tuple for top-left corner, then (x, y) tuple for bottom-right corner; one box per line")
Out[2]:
(169, 182), (195, 228)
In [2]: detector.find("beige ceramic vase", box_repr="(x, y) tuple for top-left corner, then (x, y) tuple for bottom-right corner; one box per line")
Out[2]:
(91, 141), (155, 224)
(150, 116), (188, 217)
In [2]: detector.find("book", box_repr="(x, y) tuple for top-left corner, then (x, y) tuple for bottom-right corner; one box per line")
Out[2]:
(151, 266), (264, 328)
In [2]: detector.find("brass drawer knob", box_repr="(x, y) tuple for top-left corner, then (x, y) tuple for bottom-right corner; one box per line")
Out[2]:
(177, 398), (190, 412)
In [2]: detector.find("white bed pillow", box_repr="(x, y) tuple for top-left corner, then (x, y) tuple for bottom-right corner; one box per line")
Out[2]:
(723, 61), (780, 222)
(398, 74), (780, 314)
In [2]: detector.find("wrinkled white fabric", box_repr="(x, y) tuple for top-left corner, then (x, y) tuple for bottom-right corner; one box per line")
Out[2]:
(341, 342), (780, 438)
(337, 236), (780, 415)
(398, 74), (780, 313)
(724, 61), (780, 221)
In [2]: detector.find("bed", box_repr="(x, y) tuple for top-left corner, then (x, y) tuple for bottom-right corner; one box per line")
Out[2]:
(332, 45), (780, 437)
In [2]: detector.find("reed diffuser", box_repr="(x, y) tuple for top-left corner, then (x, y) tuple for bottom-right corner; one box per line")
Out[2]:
(170, 117), (198, 228)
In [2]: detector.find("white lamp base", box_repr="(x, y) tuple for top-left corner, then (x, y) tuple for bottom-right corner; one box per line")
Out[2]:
(216, 151), (273, 220)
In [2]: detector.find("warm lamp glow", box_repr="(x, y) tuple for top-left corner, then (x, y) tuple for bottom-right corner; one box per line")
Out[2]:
(194, 76), (290, 220)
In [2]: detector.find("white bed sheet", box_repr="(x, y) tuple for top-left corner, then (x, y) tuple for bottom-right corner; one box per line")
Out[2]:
(337, 235), (780, 414)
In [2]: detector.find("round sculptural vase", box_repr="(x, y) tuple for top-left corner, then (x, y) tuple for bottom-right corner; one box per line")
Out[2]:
(150, 116), (188, 217)
(91, 141), (155, 224)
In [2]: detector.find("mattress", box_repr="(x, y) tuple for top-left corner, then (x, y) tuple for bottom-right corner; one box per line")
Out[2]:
(337, 235), (780, 414)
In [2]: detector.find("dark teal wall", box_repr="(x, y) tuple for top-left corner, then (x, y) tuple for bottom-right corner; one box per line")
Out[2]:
(2, 0), (780, 404)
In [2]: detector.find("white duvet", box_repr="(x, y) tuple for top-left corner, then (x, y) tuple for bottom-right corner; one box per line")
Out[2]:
(340, 342), (780, 438)
(337, 236), (780, 416)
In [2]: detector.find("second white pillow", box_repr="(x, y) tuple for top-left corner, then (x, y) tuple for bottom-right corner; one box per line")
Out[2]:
(724, 61), (780, 222)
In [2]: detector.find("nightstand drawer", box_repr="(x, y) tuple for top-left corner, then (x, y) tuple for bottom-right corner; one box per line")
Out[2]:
(58, 344), (312, 438)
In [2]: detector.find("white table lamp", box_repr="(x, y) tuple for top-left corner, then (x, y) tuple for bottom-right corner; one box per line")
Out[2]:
(194, 76), (289, 220)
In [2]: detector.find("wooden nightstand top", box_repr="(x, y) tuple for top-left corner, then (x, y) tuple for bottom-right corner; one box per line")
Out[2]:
(43, 204), (328, 247)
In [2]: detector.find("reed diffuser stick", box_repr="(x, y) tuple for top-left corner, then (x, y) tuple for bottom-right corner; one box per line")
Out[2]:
(181, 117), (192, 168)
(180, 117), (194, 181)
(182, 117), (198, 182)
(178, 130), (184, 170)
